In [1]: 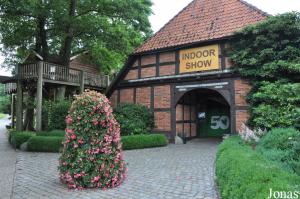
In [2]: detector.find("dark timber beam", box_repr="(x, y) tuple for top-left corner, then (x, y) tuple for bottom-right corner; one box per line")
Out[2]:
(16, 76), (23, 131)
(11, 94), (15, 129)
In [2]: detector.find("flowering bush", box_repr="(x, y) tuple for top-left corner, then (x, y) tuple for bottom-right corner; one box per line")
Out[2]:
(239, 123), (266, 144)
(59, 90), (127, 189)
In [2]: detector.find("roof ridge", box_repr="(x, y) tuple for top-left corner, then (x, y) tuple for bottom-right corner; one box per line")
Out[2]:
(238, 0), (271, 17)
(133, 0), (197, 54)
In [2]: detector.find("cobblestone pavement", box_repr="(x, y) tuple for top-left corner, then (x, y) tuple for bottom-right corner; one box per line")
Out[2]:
(12, 139), (220, 199)
(0, 115), (17, 199)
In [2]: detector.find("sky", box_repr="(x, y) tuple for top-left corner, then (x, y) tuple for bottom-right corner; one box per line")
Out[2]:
(1, 0), (300, 76)
(150, 0), (300, 32)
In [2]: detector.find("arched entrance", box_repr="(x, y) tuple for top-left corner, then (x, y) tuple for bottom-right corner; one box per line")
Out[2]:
(175, 88), (231, 139)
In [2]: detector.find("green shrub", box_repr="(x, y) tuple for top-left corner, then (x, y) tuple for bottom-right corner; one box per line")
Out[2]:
(250, 82), (300, 129)
(228, 13), (300, 130)
(122, 134), (168, 150)
(36, 130), (65, 137)
(0, 84), (10, 114)
(9, 131), (35, 149)
(22, 134), (168, 152)
(257, 128), (300, 175)
(114, 103), (154, 136)
(216, 136), (300, 199)
(27, 136), (64, 152)
(47, 99), (71, 131)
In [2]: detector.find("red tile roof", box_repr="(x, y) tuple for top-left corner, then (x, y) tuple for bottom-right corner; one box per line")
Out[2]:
(134, 0), (268, 54)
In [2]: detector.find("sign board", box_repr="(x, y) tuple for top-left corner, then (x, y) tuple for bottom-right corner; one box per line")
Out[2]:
(179, 44), (219, 73)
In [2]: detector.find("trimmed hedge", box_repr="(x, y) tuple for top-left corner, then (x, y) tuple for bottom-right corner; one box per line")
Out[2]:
(36, 130), (65, 137)
(26, 134), (168, 152)
(216, 136), (300, 199)
(27, 136), (64, 152)
(47, 100), (71, 131)
(122, 134), (168, 150)
(9, 131), (35, 149)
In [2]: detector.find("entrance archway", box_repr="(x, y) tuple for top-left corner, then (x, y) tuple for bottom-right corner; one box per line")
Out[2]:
(175, 88), (231, 140)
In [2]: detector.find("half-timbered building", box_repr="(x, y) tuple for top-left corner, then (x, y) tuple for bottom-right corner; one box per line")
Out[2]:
(107, 0), (268, 142)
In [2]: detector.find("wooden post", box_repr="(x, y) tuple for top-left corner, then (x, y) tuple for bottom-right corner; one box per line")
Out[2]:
(79, 71), (84, 94)
(11, 94), (15, 129)
(36, 61), (43, 132)
(16, 66), (23, 131)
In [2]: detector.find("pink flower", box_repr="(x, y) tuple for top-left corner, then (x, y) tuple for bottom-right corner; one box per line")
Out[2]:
(70, 134), (76, 140)
(78, 139), (84, 145)
(91, 176), (100, 183)
(104, 134), (112, 143)
(92, 118), (98, 126)
(65, 116), (73, 125)
(66, 128), (74, 134)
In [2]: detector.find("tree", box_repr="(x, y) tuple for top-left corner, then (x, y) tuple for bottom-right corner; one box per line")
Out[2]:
(0, 0), (152, 73)
(0, 84), (10, 114)
(228, 12), (300, 129)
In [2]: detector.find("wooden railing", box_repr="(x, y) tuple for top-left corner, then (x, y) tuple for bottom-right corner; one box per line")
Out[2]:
(4, 82), (17, 94)
(42, 62), (81, 84)
(18, 63), (38, 79)
(84, 73), (110, 88)
(16, 62), (110, 88)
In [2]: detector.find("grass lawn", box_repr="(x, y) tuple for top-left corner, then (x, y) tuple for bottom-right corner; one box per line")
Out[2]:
(0, 113), (6, 119)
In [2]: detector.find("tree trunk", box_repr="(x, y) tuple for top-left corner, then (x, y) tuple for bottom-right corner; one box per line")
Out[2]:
(35, 1), (49, 60)
(60, 0), (76, 67)
(39, 17), (49, 60)
(23, 89), (35, 131)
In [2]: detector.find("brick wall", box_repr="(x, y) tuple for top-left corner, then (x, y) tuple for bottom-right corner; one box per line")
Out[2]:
(124, 69), (138, 80)
(154, 111), (171, 131)
(159, 64), (176, 76)
(191, 123), (197, 137)
(120, 88), (134, 103)
(159, 52), (175, 63)
(109, 90), (118, 108)
(236, 110), (250, 133)
(141, 67), (156, 78)
(141, 55), (156, 66)
(175, 103), (197, 138)
(176, 104), (183, 121)
(183, 105), (190, 120)
(154, 85), (170, 109)
(124, 45), (237, 82)
(235, 79), (251, 106)
(176, 123), (183, 134)
(136, 87), (151, 108)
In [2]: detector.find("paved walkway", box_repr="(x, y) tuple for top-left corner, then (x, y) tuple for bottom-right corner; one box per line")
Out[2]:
(0, 116), (17, 199)
(0, 117), (220, 199)
(12, 139), (220, 199)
